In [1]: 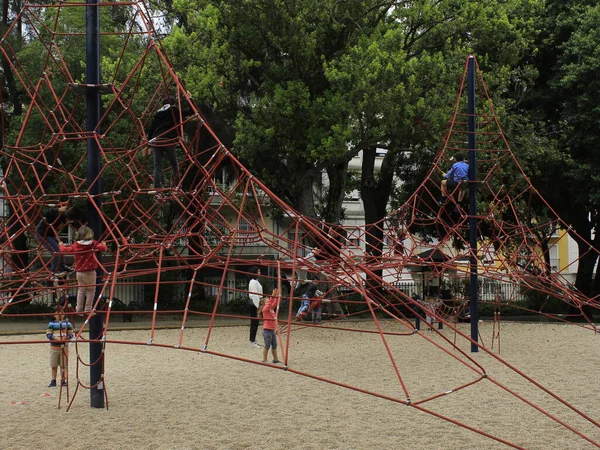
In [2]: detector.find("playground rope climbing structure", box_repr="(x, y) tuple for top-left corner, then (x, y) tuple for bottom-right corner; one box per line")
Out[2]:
(0, 2), (599, 448)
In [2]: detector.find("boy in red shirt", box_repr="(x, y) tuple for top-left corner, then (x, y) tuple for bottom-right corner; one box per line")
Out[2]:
(260, 288), (281, 364)
(59, 225), (107, 312)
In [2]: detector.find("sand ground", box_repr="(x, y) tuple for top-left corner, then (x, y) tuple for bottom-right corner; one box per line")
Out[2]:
(1, 319), (599, 450)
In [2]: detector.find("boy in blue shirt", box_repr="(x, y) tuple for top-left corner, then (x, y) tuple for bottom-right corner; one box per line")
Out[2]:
(439, 153), (469, 206)
(45, 306), (74, 387)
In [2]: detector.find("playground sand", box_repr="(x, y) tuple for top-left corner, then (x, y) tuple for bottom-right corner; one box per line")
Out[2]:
(1, 320), (599, 449)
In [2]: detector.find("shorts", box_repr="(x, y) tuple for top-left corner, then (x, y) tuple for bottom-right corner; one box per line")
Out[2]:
(262, 329), (277, 350)
(49, 346), (68, 368)
(447, 178), (467, 190)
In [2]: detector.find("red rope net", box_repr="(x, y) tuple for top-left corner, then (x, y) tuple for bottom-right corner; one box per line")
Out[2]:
(0, 2), (599, 447)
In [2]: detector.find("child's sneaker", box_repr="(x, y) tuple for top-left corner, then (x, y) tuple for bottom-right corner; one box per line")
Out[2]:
(48, 380), (57, 387)
(272, 360), (281, 364)
(61, 380), (68, 387)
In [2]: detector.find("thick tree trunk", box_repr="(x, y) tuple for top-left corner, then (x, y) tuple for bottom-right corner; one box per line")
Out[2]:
(567, 211), (597, 318)
(293, 159), (319, 219)
(295, 178), (316, 218)
(574, 246), (595, 296)
(360, 146), (396, 293)
(322, 161), (348, 223)
(572, 235), (597, 321)
(587, 231), (600, 299)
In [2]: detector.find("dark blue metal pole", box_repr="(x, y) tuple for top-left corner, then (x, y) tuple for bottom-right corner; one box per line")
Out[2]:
(467, 56), (479, 352)
(86, 0), (104, 408)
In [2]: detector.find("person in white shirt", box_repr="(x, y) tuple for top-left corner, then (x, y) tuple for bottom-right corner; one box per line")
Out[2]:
(305, 247), (319, 262)
(248, 266), (263, 348)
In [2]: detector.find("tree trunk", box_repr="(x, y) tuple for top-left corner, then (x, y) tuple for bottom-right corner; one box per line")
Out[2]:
(293, 160), (319, 219)
(322, 161), (348, 223)
(571, 236), (597, 321)
(565, 210), (597, 319)
(360, 146), (397, 293)
(574, 246), (595, 296)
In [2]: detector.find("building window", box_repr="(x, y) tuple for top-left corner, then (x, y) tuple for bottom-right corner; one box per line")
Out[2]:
(237, 217), (262, 246)
(549, 245), (559, 270)
(288, 229), (307, 256)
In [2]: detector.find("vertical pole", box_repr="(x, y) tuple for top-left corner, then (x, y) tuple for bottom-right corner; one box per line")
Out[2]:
(467, 55), (478, 352)
(87, 0), (104, 407)
(414, 293), (421, 331)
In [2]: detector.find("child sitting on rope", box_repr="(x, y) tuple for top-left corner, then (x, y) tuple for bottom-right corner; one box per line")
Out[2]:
(46, 303), (74, 388)
(295, 280), (324, 322)
(439, 152), (469, 206)
(35, 203), (77, 278)
(259, 288), (281, 364)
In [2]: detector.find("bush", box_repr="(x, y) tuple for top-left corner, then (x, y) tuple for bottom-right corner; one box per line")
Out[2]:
(478, 301), (525, 317)
(342, 292), (369, 316)
(109, 298), (134, 322)
(522, 291), (570, 315)
(223, 295), (248, 316)
(13, 301), (54, 315)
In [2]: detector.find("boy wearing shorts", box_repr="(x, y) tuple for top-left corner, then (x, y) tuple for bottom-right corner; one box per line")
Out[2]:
(46, 307), (74, 387)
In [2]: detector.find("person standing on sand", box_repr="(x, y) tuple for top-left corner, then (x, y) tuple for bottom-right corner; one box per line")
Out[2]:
(46, 305), (73, 387)
(248, 266), (263, 348)
(259, 288), (281, 364)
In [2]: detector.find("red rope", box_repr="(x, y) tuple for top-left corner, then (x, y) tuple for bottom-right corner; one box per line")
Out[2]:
(0, 6), (599, 445)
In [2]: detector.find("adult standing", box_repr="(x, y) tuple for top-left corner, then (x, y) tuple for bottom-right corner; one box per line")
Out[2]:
(305, 247), (319, 263)
(248, 266), (263, 348)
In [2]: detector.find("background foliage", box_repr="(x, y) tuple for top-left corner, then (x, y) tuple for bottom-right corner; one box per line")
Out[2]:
(2, 0), (600, 296)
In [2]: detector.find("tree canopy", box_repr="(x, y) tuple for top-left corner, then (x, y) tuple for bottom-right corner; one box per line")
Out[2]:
(3, 0), (600, 294)
(512, 0), (600, 295)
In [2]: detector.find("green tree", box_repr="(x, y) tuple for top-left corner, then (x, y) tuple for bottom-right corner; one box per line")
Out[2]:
(328, 0), (541, 274)
(168, 0), (403, 220)
(516, 1), (600, 297)
(2, 0), (30, 272)
(168, 0), (541, 227)
(0, 3), (157, 260)
(1, 0), (25, 136)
